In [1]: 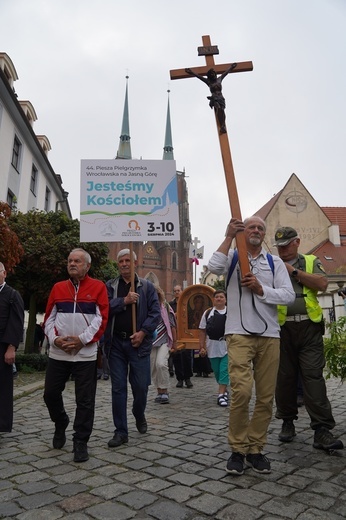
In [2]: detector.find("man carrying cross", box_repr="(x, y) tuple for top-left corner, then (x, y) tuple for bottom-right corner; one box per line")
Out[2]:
(208, 217), (295, 475)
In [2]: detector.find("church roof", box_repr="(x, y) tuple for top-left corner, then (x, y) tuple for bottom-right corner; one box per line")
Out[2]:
(321, 207), (346, 236)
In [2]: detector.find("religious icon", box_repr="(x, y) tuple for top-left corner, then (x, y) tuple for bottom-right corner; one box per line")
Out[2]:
(187, 293), (212, 329)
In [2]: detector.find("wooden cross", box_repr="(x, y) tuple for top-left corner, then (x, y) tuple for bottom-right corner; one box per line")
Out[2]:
(170, 35), (253, 275)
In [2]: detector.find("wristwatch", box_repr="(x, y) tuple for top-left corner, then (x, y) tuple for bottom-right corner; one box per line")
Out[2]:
(291, 269), (299, 278)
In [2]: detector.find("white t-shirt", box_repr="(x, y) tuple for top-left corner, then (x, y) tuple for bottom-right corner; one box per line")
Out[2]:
(199, 307), (227, 358)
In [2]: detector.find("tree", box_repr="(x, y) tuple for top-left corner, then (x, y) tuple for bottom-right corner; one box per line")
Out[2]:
(7, 210), (110, 353)
(209, 278), (226, 291)
(0, 202), (24, 271)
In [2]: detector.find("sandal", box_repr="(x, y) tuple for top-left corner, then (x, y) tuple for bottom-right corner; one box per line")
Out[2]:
(217, 395), (228, 407)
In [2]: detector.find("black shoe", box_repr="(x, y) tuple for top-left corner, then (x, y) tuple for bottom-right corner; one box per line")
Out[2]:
(53, 417), (69, 449)
(169, 371), (174, 377)
(73, 440), (89, 462)
(245, 453), (271, 474)
(226, 452), (245, 475)
(108, 432), (128, 447)
(176, 380), (183, 388)
(313, 427), (344, 451)
(103, 374), (109, 380)
(195, 372), (202, 377)
(279, 420), (296, 442)
(185, 378), (193, 388)
(136, 416), (147, 434)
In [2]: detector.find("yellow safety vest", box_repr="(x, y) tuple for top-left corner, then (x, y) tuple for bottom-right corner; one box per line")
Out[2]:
(278, 254), (323, 325)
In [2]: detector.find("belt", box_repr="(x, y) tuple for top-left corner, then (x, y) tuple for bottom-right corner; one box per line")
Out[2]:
(114, 330), (132, 339)
(285, 314), (310, 322)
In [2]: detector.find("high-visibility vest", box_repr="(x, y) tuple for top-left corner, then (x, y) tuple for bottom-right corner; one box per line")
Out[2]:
(278, 254), (323, 325)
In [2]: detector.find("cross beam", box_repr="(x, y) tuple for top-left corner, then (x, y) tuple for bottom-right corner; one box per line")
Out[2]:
(170, 35), (253, 275)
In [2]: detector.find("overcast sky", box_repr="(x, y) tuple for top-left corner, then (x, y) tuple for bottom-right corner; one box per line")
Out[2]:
(1, 0), (345, 279)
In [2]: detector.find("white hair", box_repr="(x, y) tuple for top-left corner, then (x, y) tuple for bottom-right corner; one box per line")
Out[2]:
(70, 248), (91, 264)
(117, 248), (137, 261)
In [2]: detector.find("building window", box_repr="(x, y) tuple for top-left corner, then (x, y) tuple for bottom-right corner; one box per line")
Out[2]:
(172, 252), (178, 270)
(30, 164), (38, 195)
(44, 186), (51, 212)
(11, 135), (22, 171)
(7, 189), (15, 208)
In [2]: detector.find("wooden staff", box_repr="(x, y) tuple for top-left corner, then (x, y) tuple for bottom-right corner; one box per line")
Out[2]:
(129, 242), (136, 334)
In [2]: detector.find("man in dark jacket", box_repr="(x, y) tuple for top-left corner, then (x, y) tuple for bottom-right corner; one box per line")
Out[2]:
(105, 249), (161, 448)
(0, 262), (24, 433)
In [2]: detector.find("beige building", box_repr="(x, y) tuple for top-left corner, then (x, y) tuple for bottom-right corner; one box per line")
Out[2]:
(200, 173), (346, 322)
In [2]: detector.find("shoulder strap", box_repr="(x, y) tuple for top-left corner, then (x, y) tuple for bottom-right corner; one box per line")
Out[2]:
(205, 307), (212, 320)
(267, 253), (274, 274)
(226, 251), (274, 288)
(226, 251), (239, 288)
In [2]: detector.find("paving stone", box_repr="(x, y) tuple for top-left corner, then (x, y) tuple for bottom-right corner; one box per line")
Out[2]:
(1, 374), (344, 519)
(85, 501), (136, 519)
(90, 482), (133, 500)
(16, 491), (62, 510)
(17, 480), (56, 494)
(146, 499), (191, 520)
(59, 492), (101, 513)
(260, 497), (307, 518)
(168, 472), (207, 486)
(54, 483), (89, 497)
(216, 502), (263, 520)
(159, 483), (201, 502)
(136, 477), (173, 493)
(188, 492), (230, 516)
(117, 489), (158, 509)
(0, 501), (24, 517)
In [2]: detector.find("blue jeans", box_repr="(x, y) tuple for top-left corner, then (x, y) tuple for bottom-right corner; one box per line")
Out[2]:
(108, 336), (151, 436)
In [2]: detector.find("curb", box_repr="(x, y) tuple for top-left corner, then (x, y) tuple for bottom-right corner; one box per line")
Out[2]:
(14, 381), (45, 400)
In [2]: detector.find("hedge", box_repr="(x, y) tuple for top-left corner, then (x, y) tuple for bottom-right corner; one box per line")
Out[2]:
(15, 353), (48, 372)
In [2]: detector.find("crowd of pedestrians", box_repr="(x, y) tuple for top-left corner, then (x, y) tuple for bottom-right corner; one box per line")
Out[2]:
(1, 219), (344, 474)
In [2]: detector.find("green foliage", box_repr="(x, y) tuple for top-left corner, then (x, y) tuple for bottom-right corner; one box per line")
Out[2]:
(209, 278), (225, 291)
(6, 210), (111, 352)
(324, 316), (346, 381)
(98, 259), (119, 283)
(0, 201), (24, 271)
(15, 353), (48, 372)
(7, 210), (110, 309)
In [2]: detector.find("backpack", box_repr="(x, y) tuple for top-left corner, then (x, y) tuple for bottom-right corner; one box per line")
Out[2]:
(226, 250), (274, 287)
(205, 308), (226, 340)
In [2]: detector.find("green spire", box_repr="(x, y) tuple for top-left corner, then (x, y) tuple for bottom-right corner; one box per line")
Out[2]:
(163, 90), (174, 160)
(116, 76), (132, 159)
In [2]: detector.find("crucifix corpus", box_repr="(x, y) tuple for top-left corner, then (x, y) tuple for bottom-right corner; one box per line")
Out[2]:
(170, 35), (253, 275)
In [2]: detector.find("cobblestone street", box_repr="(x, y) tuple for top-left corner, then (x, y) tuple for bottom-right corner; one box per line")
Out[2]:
(1, 373), (346, 519)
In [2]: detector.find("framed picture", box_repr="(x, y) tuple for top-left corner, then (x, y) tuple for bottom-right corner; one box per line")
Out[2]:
(176, 284), (214, 349)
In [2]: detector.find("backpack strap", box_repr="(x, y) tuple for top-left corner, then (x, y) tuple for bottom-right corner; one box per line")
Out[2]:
(226, 251), (274, 288)
(205, 307), (212, 320)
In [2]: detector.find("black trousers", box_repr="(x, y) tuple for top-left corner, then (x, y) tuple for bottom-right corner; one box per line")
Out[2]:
(43, 358), (97, 442)
(173, 349), (193, 381)
(275, 320), (335, 430)
(0, 343), (14, 432)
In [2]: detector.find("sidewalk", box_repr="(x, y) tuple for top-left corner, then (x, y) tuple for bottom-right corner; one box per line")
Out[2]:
(1, 374), (346, 519)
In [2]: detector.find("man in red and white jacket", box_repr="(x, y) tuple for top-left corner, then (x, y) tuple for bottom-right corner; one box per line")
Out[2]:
(44, 248), (108, 462)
